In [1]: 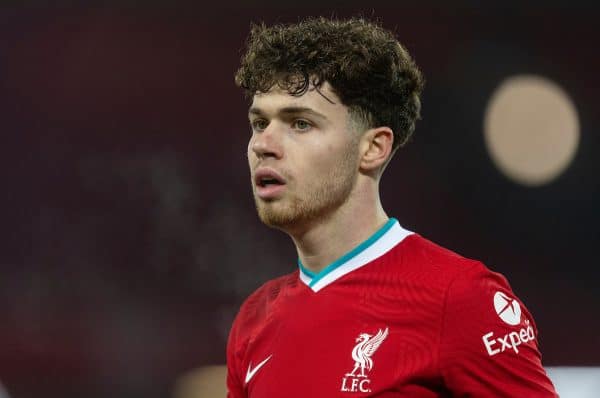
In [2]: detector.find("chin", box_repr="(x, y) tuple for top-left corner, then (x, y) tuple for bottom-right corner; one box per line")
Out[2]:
(256, 205), (298, 228)
(253, 180), (353, 231)
(255, 199), (333, 232)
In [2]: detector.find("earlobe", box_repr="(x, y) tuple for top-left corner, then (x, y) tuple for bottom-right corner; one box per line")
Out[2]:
(359, 127), (394, 172)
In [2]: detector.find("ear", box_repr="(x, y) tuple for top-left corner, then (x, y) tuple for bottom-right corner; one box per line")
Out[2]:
(359, 127), (394, 172)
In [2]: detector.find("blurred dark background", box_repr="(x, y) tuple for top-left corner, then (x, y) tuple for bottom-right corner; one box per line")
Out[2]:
(0, 3), (598, 398)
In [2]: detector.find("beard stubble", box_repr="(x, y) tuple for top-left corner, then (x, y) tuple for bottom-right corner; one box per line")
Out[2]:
(254, 145), (358, 230)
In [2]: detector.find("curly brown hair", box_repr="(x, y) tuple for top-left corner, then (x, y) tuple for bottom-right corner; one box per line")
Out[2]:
(235, 17), (425, 150)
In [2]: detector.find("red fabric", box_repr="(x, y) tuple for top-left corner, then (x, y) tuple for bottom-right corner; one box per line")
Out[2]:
(227, 234), (558, 397)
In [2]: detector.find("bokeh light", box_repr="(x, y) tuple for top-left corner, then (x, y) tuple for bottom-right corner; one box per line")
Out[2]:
(484, 75), (580, 186)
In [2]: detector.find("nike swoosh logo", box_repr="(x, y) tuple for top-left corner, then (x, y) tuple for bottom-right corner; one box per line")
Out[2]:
(245, 355), (272, 384)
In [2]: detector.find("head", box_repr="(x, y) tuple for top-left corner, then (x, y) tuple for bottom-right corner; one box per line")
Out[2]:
(236, 17), (424, 231)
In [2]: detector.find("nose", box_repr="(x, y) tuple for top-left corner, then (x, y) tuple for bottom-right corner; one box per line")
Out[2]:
(250, 124), (283, 160)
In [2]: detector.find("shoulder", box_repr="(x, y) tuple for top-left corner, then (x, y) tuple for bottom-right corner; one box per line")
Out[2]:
(390, 233), (492, 285)
(403, 233), (473, 265)
(404, 234), (515, 306)
(230, 271), (297, 335)
(425, 246), (557, 395)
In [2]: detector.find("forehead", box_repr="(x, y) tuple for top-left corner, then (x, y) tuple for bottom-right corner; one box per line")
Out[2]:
(250, 82), (347, 118)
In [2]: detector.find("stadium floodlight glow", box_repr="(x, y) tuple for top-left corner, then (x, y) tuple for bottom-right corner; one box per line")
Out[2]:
(484, 75), (580, 187)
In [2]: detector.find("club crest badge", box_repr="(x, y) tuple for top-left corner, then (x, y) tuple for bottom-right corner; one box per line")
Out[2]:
(341, 327), (389, 393)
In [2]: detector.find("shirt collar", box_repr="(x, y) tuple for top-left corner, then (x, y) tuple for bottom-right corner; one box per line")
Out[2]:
(298, 218), (412, 292)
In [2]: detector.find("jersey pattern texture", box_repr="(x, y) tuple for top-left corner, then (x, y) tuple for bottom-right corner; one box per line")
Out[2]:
(226, 219), (557, 397)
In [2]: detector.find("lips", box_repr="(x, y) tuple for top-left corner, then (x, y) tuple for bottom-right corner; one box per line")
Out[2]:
(253, 167), (287, 200)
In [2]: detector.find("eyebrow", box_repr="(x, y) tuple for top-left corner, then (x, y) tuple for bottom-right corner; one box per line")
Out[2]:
(248, 106), (329, 121)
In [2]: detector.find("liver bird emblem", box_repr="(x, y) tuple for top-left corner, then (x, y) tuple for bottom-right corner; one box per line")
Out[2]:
(345, 327), (389, 377)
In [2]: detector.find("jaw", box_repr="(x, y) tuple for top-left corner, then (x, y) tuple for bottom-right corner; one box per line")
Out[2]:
(255, 192), (297, 224)
(253, 166), (363, 230)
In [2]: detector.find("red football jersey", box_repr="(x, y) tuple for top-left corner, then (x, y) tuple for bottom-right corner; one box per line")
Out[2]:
(227, 218), (557, 397)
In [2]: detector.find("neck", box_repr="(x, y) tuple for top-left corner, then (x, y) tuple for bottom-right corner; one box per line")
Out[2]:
(288, 186), (388, 274)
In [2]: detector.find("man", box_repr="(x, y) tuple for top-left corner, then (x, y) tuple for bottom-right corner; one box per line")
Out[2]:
(227, 17), (557, 397)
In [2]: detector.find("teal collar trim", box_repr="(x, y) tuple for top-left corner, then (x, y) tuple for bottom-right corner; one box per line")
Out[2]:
(298, 218), (398, 289)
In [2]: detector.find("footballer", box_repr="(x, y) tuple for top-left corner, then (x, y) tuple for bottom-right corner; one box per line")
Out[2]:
(227, 17), (558, 397)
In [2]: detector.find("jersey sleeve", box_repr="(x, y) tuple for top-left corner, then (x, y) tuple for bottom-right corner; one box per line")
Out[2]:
(226, 313), (245, 398)
(439, 262), (558, 397)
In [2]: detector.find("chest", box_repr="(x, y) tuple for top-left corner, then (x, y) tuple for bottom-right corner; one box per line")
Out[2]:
(242, 286), (444, 397)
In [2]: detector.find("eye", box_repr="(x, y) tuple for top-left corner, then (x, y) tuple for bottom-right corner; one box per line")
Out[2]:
(251, 119), (269, 132)
(292, 119), (312, 131)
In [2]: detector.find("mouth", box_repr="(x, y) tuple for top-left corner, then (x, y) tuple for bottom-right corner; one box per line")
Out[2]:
(254, 168), (287, 200)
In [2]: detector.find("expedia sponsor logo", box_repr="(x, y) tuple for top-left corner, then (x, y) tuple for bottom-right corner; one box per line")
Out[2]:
(482, 319), (535, 356)
(481, 291), (536, 357)
(494, 291), (521, 325)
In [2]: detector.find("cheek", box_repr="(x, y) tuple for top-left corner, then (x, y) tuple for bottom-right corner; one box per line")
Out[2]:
(247, 139), (255, 165)
(247, 136), (253, 153)
(302, 145), (349, 178)
(321, 140), (357, 166)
